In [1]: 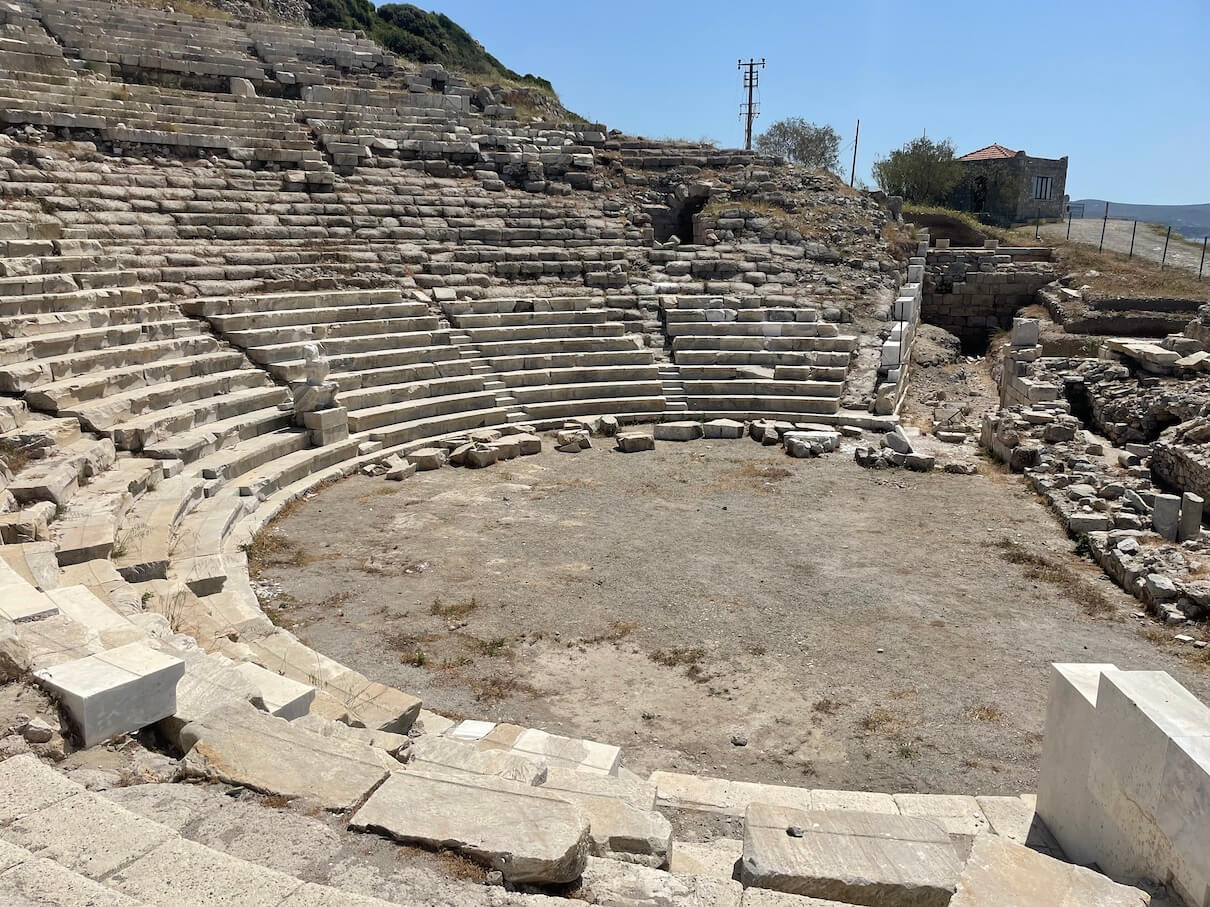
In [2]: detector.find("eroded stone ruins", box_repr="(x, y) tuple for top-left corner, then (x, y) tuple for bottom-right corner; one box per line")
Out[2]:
(0, 1), (1206, 905)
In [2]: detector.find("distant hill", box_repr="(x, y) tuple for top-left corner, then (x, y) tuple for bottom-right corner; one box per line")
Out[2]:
(307, 1), (553, 93)
(1073, 200), (1210, 239)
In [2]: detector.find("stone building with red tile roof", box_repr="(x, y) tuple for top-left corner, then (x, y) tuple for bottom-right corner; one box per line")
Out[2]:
(953, 143), (1068, 224)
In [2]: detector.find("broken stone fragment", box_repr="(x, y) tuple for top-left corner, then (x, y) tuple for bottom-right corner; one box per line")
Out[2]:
(654, 421), (704, 442)
(407, 448), (447, 471)
(616, 432), (654, 453)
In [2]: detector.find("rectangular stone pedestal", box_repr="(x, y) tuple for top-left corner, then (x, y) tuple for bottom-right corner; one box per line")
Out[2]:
(34, 642), (184, 747)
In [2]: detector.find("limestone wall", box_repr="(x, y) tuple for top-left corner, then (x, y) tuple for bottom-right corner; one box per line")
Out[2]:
(1038, 663), (1210, 906)
(1154, 439), (1210, 505)
(871, 236), (927, 416)
(922, 248), (1056, 350)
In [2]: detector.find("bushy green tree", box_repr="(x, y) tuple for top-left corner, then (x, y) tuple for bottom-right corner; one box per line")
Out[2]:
(306, 0), (552, 91)
(755, 118), (841, 172)
(872, 136), (961, 204)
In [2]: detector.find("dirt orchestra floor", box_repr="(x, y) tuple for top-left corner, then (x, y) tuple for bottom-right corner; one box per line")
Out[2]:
(253, 433), (1210, 796)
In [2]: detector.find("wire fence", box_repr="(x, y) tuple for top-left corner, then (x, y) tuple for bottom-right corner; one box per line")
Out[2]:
(1060, 203), (1208, 279)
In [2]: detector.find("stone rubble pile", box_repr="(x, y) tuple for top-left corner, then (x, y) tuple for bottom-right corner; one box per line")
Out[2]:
(986, 318), (1210, 628)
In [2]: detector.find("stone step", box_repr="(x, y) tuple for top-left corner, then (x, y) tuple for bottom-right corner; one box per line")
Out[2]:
(672, 334), (858, 354)
(364, 406), (514, 447)
(191, 429), (310, 483)
(510, 379), (664, 403)
(24, 349), (251, 412)
(6, 437), (115, 507)
(108, 385), (292, 452)
(227, 315), (443, 348)
(0, 318), (205, 367)
(348, 389), (502, 433)
(484, 349), (656, 372)
(184, 286), (407, 317)
(180, 701), (395, 811)
(284, 344), (463, 385)
(515, 396), (668, 422)
(209, 300), (433, 333)
(0, 837), (151, 906)
(338, 374), (487, 413)
(449, 309), (609, 328)
(471, 336), (644, 358)
(0, 755), (403, 907)
(246, 329), (450, 365)
(497, 364), (661, 388)
(348, 767), (590, 884)
(950, 833), (1150, 906)
(226, 436), (360, 499)
(460, 323), (626, 343)
(142, 405), (295, 464)
(0, 335), (226, 394)
(680, 395), (840, 416)
(681, 380), (843, 398)
(0, 301), (182, 341)
(112, 475), (207, 582)
(65, 368), (274, 433)
(740, 804), (963, 906)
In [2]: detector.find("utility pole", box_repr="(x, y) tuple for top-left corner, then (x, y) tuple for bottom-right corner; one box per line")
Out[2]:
(738, 58), (765, 151)
(850, 118), (860, 187)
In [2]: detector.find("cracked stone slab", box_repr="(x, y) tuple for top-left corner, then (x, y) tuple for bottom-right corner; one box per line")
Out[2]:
(739, 803), (961, 907)
(349, 766), (590, 884)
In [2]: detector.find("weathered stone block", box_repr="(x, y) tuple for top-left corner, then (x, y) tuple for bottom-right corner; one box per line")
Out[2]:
(740, 804), (961, 906)
(349, 768), (590, 883)
(655, 421), (704, 442)
(617, 432), (655, 453)
(950, 833), (1149, 906)
(35, 642), (185, 747)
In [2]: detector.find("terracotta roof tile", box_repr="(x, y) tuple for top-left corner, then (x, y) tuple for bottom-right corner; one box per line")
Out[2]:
(957, 143), (1020, 162)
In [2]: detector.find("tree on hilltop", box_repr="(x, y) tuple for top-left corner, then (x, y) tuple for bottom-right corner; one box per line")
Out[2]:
(755, 118), (841, 172)
(872, 135), (961, 205)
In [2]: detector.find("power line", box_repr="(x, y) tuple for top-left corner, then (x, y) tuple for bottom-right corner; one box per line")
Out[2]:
(737, 58), (765, 151)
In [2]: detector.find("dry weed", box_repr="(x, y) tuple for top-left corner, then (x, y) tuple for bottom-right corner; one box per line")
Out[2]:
(994, 539), (1113, 617)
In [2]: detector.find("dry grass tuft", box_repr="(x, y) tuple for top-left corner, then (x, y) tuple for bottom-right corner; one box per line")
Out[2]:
(858, 707), (898, 734)
(584, 620), (638, 644)
(968, 704), (1005, 723)
(812, 698), (841, 716)
(431, 597), (477, 618)
(243, 530), (302, 579)
(431, 848), (485, 882)
(1045, 239), (1210, 302)
(0, 439), (31, 475)
(472, 672), (535, 702)
(995, 539), (1114, 617)
(650, 647), (705, 667)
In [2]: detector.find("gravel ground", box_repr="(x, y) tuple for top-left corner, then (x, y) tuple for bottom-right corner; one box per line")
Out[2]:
(255, 434), (1210, 798)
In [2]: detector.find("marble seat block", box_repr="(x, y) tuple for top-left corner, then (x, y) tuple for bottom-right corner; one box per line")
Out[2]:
(740, 804), (961, 906)
(0, 582), (59, 623)
(1087, 670), (1210, 906)
(233, 661), (315, 721)
(34, 642), (185, 747)
(1036, 663), (1119, 866)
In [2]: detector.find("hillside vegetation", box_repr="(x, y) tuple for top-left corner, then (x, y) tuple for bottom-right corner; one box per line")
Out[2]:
(307, 0), (553, 93)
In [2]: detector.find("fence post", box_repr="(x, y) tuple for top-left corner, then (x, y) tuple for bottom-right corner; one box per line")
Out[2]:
(1066, 207), (1073, 240)
(1129, 220), (1137, 258)
(1035, 207), (1041, 241)
(1200, 237), (1207, 280)
(1161, 226), (1172, 271)
(1099, 202), (1109, 252)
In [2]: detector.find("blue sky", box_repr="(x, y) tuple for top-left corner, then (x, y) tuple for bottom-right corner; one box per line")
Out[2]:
(395, 0), (1209, 206)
